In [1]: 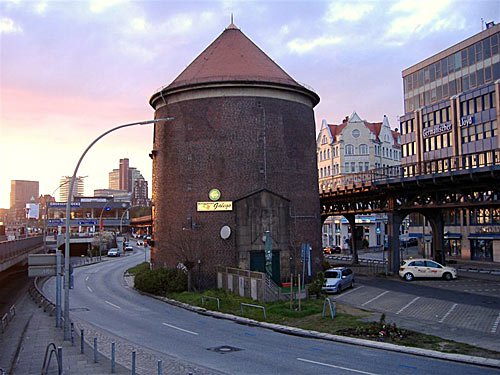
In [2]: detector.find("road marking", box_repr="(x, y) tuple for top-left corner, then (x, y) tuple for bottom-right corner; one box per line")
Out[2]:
(297, 358), (380, 375)
(438, 303), (457, 323)
(491, 312), (500, 334)
(87, 286), (93, 293)
(361, 291), (389, 307)
(162, 322), (198, 335)
(105, 301), (121, 309)
(85, 276), (89, 282)
(336, 285), (364, 298)
(396, 297), (420, 315)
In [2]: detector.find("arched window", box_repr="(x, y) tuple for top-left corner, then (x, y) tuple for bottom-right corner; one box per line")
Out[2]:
(327, 166), (331, 176)
(327, 149), (330, 159)
(359, 144), (368, 155)
(345, 144), (354, 155)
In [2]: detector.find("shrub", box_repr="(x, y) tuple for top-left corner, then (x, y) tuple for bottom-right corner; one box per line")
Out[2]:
(134, 267), (187, 295)
(308, 271), (325, 298)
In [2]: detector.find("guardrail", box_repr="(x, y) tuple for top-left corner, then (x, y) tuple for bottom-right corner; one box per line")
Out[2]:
(240, 303), (267, 320)
(319, 148), (500, 194)
(1, 305), (16, 333)
(201, 296), (220, 310)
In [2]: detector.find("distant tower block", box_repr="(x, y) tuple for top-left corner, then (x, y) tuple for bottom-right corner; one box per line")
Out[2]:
(149, 23), (322, 287)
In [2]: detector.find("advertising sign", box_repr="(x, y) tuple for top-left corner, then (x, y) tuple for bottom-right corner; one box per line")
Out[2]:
(197, 201), (233, 211)
(26, 203), (40, 219)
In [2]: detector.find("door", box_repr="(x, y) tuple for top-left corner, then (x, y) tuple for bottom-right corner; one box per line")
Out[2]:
(250, 251), (280, 284)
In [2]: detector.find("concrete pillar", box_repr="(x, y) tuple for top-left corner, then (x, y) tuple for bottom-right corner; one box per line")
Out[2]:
(386, 212), (404, 274)
(345, 214), (358, 264)
(424, 209), (445, 265)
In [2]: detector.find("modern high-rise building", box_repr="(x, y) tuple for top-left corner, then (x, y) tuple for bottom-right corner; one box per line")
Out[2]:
(59, 176), (85, 202)
(132, 177), (149, 207)
(109, 169), (120, 190)
(10, 180), (39, 209)
(119, 158), (130, 192)
(399, 22), (500, 262)
(400, 22), (499, 165)
(10, 180), (39, 222)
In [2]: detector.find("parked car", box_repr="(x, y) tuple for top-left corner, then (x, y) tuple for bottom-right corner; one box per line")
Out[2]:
(125, 245), (133, 252)
(399, 259), (457, 281)
(322, 267), (355, 294)
(107, 248), (120, 257)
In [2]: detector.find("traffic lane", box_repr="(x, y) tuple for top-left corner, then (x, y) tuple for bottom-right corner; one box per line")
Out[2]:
(356, 275), (500, 309)
(45, 259), (499, 375)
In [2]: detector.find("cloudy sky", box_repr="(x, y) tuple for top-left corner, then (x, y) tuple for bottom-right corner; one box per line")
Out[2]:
(0, 0), (498, 208)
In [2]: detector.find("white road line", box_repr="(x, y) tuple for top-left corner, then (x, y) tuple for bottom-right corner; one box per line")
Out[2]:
(105, 301), (121, 309)
(336, 285), (364, 298)
(85, 276), (89, 282)
(87, 286), (93, 293)
(297, 358), (380, 375)
(361, 291), (389, 307)
(491, 312), (500, 334)
(395, 297), (420, 315)
(162, 322), (198, 335)
(439, 303), (457, 323)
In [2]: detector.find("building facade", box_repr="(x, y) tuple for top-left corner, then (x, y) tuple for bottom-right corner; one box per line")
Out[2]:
(149, 22), (322, 287)
(119, 158), (130, 192)
(317, 113), (401, 250)
(400, 22), (500, 262)
(9, 180), (39, 222)
(59, 176), (85, 202)
(109, 169), (120, 190)
(132, 178), (150, 207)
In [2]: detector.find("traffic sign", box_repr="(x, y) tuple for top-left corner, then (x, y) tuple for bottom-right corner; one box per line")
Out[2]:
(28, 254), (57, 266)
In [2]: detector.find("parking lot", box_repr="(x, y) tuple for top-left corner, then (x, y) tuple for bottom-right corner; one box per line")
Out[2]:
(331, 275), (500, 352)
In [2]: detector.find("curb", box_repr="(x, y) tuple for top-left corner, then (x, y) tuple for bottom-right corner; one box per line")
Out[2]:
(137, 290), (500, 370)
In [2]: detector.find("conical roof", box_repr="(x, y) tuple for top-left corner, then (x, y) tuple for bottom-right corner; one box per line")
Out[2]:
(151, 23), (318, 105)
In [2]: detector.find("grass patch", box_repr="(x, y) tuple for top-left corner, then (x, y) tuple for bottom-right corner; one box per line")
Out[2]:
(127, 262), (150, 275)
(167, 289), (500, 360)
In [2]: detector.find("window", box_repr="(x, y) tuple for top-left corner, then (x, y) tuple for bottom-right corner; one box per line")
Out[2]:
(352, 129), (360, 138)
(359, 144), (368, 155)
(345, 144), (354, 155)
(351, 162), (356, 172)
(364, 162), (369, 171)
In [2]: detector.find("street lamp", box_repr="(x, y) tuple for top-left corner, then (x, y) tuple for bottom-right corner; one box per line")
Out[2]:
(63, 117), (174, 340)
(98, 205), (111, 261)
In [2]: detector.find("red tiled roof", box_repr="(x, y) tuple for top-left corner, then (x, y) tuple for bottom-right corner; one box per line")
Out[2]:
(165, 24), (305, 91)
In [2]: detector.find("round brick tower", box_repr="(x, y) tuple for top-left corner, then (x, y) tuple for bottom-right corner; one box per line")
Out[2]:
(149, 23), (321, 288)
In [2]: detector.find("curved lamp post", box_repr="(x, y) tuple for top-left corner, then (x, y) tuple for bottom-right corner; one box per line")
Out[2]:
(63, 117), (173, 339)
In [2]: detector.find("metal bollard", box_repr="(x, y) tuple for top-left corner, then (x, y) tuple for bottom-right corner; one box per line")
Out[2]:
(157, 360), (163, 375)
(111, 342), (116, 373)
(80, 329), (84, 354)
(93, 337), (98, 363)
(132, 351), (136, 375)
(57, 346), (62, 375)
(71, 323), (75, 346)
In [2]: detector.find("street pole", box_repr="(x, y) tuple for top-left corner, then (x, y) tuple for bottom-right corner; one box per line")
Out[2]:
(63, 118), (173, 340)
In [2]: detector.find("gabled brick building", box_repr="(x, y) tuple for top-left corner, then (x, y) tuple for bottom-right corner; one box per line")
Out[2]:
(148, 23), (322, 287)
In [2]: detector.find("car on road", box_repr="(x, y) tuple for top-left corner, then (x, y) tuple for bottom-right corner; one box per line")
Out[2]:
(323, 246), (341, 255)
(399, 258), (457, 281)
(401, 237), (419, 247)
(107, 248), (120, 257)
(125, 245), (133, 252)
(322, 267), (355, 294)
(137, 240), (144, 246)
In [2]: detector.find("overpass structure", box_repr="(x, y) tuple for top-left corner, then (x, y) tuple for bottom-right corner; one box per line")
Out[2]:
(0, 236), (43, 273)
(320, 149), (500, 273)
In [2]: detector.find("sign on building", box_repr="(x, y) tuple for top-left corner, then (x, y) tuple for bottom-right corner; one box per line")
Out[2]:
(197, 201), (233, 211)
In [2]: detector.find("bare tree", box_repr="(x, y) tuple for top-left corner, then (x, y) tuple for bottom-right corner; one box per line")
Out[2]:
(164, 228), (206, 291)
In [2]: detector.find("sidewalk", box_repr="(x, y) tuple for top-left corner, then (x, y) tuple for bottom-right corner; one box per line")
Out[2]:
(0, 293), (128, 375)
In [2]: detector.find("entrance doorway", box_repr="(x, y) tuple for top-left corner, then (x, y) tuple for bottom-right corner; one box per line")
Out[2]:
(250, 251), (280, 284)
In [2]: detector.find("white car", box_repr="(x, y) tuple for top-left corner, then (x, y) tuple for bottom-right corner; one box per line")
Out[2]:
(137, 240), (144, 246)
(399, 259), (457, 281)
(107, 248), (120, 257)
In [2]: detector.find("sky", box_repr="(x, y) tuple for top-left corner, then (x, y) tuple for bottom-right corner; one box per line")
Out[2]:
(0, 0), (498, 209)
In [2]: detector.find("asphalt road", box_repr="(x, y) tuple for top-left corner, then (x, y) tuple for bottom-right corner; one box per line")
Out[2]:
(43, 246), (498, 375)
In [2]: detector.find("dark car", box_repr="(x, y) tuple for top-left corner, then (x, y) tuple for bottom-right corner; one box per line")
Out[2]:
(402, 238), (419, 247)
